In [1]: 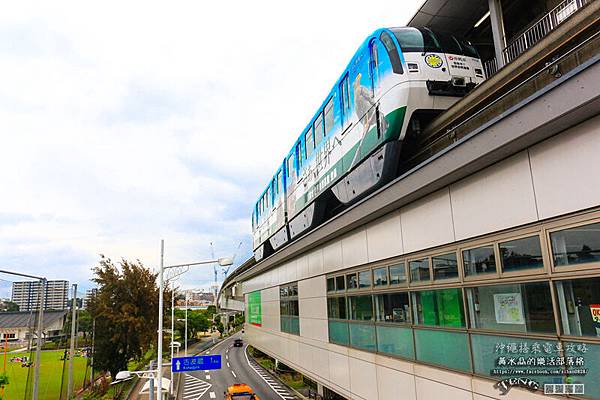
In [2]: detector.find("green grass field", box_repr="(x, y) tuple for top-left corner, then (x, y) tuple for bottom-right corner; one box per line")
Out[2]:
(3, 350), (89, 400)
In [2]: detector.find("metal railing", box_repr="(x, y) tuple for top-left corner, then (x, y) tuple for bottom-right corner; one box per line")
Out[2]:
(484, 0), (591, 77)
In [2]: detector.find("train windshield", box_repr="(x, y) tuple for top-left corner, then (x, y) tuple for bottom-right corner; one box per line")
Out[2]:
(390, 27), (480, 58)
(391, 27), (439, 53)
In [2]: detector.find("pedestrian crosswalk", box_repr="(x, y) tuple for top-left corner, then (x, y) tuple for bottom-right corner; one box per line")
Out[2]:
(244, 346), (297, 400)
(182, 373), (212, 400)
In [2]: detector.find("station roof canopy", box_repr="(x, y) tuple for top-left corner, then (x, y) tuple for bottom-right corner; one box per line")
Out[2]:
(407, 0), (490, 37)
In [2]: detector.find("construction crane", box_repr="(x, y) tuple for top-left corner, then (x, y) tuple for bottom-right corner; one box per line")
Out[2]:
(222, 241), (242, 279)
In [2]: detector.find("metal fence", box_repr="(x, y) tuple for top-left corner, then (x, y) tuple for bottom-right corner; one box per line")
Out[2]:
(484, 0), (591, 77)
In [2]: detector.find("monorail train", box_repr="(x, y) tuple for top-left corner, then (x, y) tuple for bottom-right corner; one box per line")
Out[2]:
(252, 27), (485, 261)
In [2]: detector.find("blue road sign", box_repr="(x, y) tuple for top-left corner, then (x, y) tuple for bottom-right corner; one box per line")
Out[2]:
(172, 355), (222, 372)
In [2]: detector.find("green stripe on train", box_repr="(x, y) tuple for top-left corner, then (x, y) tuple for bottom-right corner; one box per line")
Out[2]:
(293, 106), (406, 213)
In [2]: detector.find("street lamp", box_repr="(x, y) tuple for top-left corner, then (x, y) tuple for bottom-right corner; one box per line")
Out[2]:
(156, 240), (233, 400)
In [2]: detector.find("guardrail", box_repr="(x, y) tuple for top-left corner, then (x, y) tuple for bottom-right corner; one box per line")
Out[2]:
(484, 0), (591, 77)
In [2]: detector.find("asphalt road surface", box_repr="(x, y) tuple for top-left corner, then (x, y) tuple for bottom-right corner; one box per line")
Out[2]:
(176, 333), (298, 400)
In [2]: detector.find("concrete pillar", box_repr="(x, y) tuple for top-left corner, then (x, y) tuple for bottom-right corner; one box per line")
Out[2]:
(317, 383), (324, 396)
(488, 0), (507, 68)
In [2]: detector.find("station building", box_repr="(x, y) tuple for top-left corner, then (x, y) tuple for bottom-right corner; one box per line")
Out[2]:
(220, 0), (600, 399)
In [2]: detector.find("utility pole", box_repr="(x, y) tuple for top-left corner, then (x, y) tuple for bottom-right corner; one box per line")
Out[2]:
(89, 318), (95, 388)
(67, 283), (77, 399)
(157, 240), (164, 400)
(33, 278), (46, 400)
(184, 291), (188, 357)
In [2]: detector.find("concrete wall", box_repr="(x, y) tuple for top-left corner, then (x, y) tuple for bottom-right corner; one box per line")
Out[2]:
(242, 115), (600, 399)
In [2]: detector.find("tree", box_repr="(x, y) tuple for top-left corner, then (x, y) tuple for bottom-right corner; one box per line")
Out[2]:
(175, 310), (209, 340)
(0, 301), (19, 312)
(88, 256), (162, 379)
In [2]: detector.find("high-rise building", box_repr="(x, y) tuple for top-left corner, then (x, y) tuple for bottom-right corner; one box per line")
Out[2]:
(83, 288), (97, 309)
(11, 280), (69, 311)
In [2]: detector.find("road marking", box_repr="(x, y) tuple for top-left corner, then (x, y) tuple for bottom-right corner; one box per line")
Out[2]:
(226, 355), (228, 360)
(209, 392), (216, 399)
(204, 370), (209, 373)
(182, 374), (212, 400)
(205, 374), (210, 380)
(243, 345), (296, 400)
(231, 370), (237, 378)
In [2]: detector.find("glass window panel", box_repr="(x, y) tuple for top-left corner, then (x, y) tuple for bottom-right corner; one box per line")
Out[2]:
(471, 334), (558, 386)
(287, 154), (295, 179)
(500, 236), (543, 272)
(290, 317), (300, 335)
(413, 288), (465, 327)
(305, 128), (314, 158)
(466, 282), (555, 334)
(349, 323), (377, 352)
(375, 292), (411, 323)
(328, 320), (349, 345)
(290, 284), (298, 297)
(409, 258), (430, 282)
(414, 329), (471, 372)
(565, 341), (600, 399)
(555, 278), (600, 338)
(376, 325), (414, 359)
(389, 263), (406, 285)
(281, 316), (290, 333)
(551, 222), (600, 267)
(324, 98), (334, 135)
(327, 297), (347, 320)
(280, 301), (288, 316)
(327, 278), (335, 292)
(314, 114), (324, 147)
(335, 275), (345, 291)
(432, 252), (458, 280)
(358, 271), (371, 289)
(346, 273), (357, 290)
(373, 267), (388, 286)
(463, 245), (497, 277)
(348, 295), (374, 321)
(289, 299), (299, 316)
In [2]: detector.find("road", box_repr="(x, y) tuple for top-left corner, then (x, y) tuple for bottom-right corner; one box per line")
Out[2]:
(176, 332), (298, 400)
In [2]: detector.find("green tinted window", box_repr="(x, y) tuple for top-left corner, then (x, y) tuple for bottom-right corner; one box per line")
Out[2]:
(376, 325), (414, 359)
(413, 288), (465, 327)
(414, 329), (471, 372)
(328, 320), (349, 345)
(349, 323), (377, 352)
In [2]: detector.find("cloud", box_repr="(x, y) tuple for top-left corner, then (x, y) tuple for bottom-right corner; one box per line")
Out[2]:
(0, 0), (420, 294)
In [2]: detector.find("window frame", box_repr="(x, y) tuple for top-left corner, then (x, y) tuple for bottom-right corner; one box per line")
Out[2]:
(497, 232), (548, 277)
(461, 242), (501, 282)
(408, 256), (431, 285)
(431, 250), (461, 283)
(545, 216), (600, 274)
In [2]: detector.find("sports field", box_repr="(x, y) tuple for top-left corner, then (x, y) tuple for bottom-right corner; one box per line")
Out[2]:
(3, 350), (89, 400)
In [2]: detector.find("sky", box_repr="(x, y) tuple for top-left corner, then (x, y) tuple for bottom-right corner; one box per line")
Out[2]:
(0, 0), (420, 298)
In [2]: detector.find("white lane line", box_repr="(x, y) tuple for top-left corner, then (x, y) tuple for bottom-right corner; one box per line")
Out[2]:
(243, 345), (294, 400)
(204, 370), (209, 373)
(226, 355), (228, 360)
(227, 362), (230, 368)
(209, 392), (216, 399)
(205, 374), (210, 380)
(231, 370), (237, 378)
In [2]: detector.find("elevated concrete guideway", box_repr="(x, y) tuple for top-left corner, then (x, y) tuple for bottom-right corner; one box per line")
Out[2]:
(235, 52), (600, 283)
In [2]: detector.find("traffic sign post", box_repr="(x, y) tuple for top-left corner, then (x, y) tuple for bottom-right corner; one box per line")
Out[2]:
(171, 355), (222, 372)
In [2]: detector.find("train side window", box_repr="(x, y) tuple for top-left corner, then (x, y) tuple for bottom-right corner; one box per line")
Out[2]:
(296, 142), (302, 168)
(314, 112), (324, 147)
(324, 98), (334, 135)
(287, 154), (295, 179)
(339, 75), (350, 125)
(380, 32), (403, 74)
(277, 171), (282, 194)
(305, 127), (314, 158)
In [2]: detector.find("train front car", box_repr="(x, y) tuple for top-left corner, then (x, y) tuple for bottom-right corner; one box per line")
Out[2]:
(252, 27), (484, 261)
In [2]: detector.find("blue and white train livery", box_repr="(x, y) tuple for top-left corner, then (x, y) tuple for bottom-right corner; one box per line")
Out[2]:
(252, 27), (485, 261)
